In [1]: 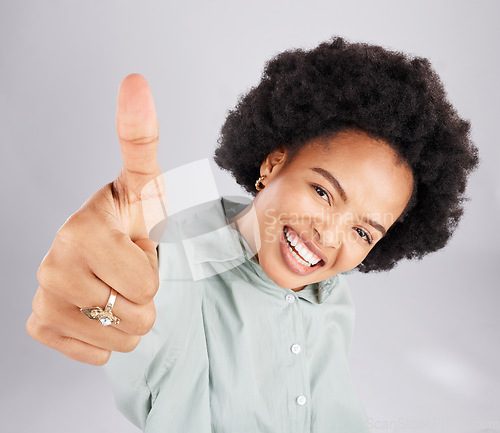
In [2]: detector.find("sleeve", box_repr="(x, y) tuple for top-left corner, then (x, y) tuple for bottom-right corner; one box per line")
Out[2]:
(104, 343), (154, 429)
(103, 238), (189, 429)
(103, 218), (204, 428)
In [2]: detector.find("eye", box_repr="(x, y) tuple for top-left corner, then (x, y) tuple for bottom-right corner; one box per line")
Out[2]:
(355, 227), (373, 245)
(313, 185), (331, 204)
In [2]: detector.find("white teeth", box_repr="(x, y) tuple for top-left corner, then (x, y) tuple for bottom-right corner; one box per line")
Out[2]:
(291, 249), (310, 267)
(302, 249), (314, 263)
(296, 243), (310, 259)
(284, 227), (321, 266)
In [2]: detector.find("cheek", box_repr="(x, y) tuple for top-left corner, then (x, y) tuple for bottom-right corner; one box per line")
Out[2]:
(336, 244), (372, 271)
(278, 181), (318, 215)
(257, 181), (299, 222)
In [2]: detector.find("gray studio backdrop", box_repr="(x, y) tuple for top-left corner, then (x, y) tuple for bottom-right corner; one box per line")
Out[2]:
(1, 1), (499, 432)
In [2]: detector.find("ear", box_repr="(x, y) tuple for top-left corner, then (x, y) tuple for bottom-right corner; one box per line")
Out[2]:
(259, 145), (287, 178)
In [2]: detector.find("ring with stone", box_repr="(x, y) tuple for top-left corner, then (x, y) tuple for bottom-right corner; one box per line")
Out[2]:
(80, 288), (120, 326)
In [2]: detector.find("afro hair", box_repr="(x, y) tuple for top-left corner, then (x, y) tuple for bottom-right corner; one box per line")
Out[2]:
(214, 37), (479, 273)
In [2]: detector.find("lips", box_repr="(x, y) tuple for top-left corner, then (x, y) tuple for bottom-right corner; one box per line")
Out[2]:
(279, 230), (319, 276)
(284, 226), (327, 265)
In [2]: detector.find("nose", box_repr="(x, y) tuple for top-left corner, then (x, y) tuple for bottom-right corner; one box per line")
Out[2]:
(314, 227), (343, 249)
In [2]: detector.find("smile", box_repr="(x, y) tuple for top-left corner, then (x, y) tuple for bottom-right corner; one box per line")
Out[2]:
(283, 227), (322, 267)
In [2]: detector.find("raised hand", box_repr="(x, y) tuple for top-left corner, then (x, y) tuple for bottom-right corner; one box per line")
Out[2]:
(26, 74), (166, 365)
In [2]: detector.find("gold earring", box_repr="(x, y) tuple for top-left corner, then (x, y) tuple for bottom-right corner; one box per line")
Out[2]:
(255, 175), (266, 191)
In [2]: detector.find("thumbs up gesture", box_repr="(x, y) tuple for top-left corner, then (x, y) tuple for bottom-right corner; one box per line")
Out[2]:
(26, 74), (166, 365)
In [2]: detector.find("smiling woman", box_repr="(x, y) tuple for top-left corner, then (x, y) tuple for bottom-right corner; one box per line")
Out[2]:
(214, 37), (479, 273)
(27, 36), (479, 433)
(232, 130), (415, 291)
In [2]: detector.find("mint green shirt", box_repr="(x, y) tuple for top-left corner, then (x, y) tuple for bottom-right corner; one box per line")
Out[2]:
(105, 196), (369, 432)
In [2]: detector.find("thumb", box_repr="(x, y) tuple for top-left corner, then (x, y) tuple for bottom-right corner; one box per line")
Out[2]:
(112, 74), (166, 242)
(116, 73), (162, 186)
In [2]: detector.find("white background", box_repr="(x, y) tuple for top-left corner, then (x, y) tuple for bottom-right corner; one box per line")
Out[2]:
(1, 1), (499, 432)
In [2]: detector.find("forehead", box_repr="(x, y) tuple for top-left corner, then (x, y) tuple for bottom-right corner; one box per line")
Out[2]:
(294, 131), (400, 165)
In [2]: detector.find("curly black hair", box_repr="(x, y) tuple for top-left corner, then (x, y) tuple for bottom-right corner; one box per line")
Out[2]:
(213, 37), (479, 273)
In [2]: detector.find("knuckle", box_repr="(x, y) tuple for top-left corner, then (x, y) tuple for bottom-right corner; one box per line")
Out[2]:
(36, 261), (58, 292)
(143, 274), (160, 301)
(151, 272), (160, 295)
(31, 289), (50, 322)
(135, 283), (156, 305)
(36, 262), (49, 288)
(133, 305), (156, 336)
(26, 313), (43, 341)
(119, 336), (142, 353)
(123, 265), (159, 304)
(89, 350), (112, 366)
(26, 313), (57, 346)
(31, 288), (71, 331)
(56, 211), (92, 250)
(118, 134), (159, 147)
(56, 216), (79, 244)
(57, 335), (112, 366)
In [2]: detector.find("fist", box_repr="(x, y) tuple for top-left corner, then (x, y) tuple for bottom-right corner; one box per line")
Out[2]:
(26, 74), (166, 365)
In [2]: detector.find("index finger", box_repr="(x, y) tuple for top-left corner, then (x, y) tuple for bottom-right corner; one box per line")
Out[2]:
(82, 215), (159, 305)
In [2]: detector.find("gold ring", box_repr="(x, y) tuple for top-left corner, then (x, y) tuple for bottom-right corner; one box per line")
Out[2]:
(80, 288), (121, 326)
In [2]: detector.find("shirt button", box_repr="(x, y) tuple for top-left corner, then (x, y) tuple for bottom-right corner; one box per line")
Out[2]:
(291, 344), (301, 354)
(296, 395), (307, 406)
(285, 294), (295, 303)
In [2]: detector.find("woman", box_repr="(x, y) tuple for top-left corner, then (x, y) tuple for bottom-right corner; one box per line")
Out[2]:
(27, 37), (478, 432)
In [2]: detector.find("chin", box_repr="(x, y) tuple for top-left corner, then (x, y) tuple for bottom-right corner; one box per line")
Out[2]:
(259, 255), (308, 290)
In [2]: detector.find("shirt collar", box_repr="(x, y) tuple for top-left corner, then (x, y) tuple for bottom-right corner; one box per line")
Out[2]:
(180, 196), (344, 304)
(183, 196), (254, 262)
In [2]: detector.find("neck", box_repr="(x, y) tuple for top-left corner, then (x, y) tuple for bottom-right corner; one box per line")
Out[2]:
(228, 198), (308, 292)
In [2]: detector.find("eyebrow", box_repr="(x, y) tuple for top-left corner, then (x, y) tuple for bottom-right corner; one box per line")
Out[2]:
(311, 167), (348, 202)
(310, 167), (387, 237)
(364, 217), (387, 237)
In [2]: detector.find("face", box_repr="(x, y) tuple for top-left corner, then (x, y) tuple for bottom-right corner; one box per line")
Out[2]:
(230, 130), (414, 291)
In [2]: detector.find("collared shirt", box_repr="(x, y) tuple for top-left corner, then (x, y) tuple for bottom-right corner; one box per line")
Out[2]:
(105, 196), (370, 433)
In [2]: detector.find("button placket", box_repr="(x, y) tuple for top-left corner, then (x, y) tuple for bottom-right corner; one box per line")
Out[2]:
(282, 290), (310, 430)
